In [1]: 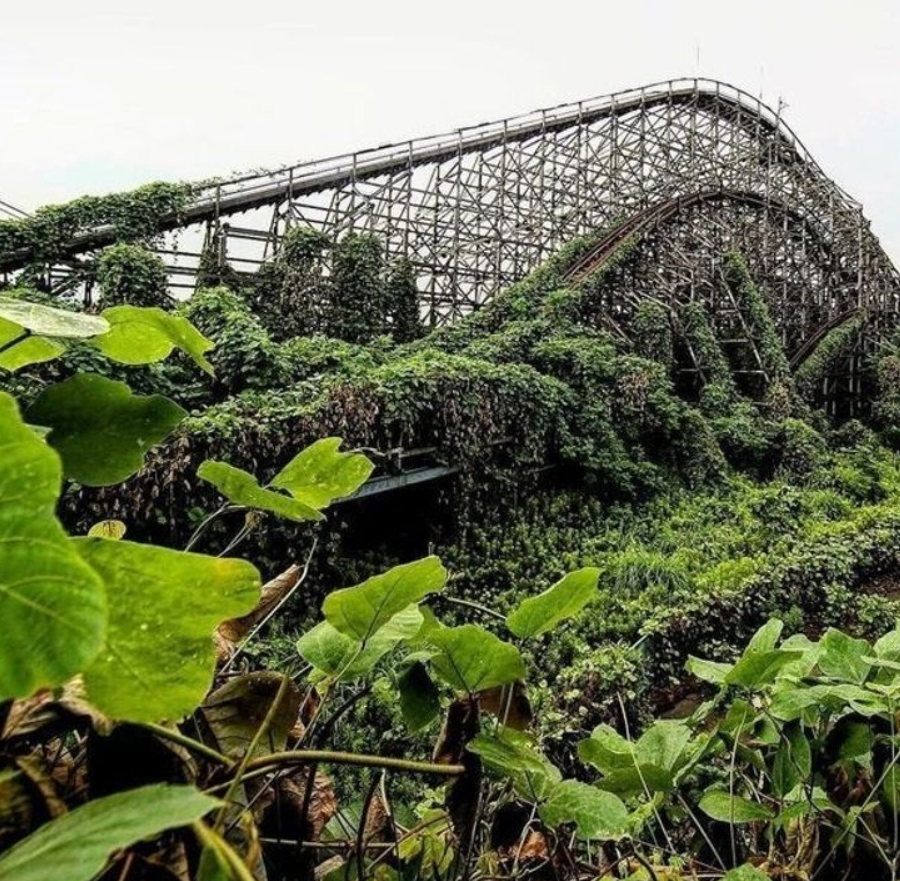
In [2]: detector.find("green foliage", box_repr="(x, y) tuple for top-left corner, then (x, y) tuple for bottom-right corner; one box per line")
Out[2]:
(297, 605), (423, 681)
(874, 351), (900, 446)
(506, 567), (600, 638)
(387, 257), (422, 341)
(773, 417), (827, 479)
(0, 181), (192, 264)
(428, 624), (526, 692)
(9, 218), (900, 880)
(27, 374), (186, 486)
(252, 226), (332, 339)
(74, 538), (259, 721)
(538, 779), (629, 840)
(724, 251), (792, 382)
(199, 437), (373, 522)
(0, 784), (218, 881)
(182, 286), (285, 394)
(323, 556), (446, 641)
(795, 313), (867, 400)
(0, 392), (106, 700)
(0, 291), (108, 339)
(95, 242), (171, 308)
(632, 300), (674, 367)
(270, 437), (374, 507)
(93, 304), (214, 373)
(679, 300), (737, 410)
(198, 460), (324, 521)
(328, 232), (387, 342)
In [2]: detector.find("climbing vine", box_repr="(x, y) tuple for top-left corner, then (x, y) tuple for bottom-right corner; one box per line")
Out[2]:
(795, 312), (867, 400)
(0, 181), (192, 264)
(96, 243), (171, 308)
(724, 250), (792, 381)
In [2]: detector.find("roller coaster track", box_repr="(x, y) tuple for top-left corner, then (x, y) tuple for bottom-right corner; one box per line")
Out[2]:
(2, 78), (899, 357)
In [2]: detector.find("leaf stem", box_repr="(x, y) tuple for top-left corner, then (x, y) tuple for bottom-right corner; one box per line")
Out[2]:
(185, 503), (242, 552)
(208, 749), (465, 792)
(214, 675), (290, 833)
(436, 594), (506, 622)
(140, 721), (232, 766)
(192, 821), (257, 881)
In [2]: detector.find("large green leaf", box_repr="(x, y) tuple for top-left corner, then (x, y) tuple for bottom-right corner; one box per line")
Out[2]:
(725, 650), (803, 688)
(635, 720), (690, 768)
(506, 567), (599, 639)
(686, 655), (732, 684)
(197, 460), (323, 522)
(0, 783), (218, 881)
(579, 721), (687, 797)
(428, 624), (526, 693)
(397, 659), (441, 731)
(577, 724), (634, 774)
(596, 763), (674, 797)
(0, 393), (106, 700)
(0, 316), (65, 371)
(874, 628), (900, 659)
(818, 628), (872, 684)
(634, 720), (692, 771)
(746, 618), (784, 653)
(270, 437), (374, 508)
(0, 293), (109, 338)
(699, 790), (773, 824)
(94, 305), (214, 374)
(772, 723), (812, 797)
(323, 556), (446, 642)
(75, 538), (260, 722)
(27, 374), (186, 486)
(468, 728), (560, 800)
(539, 780), (628, 841)
(297, 605), (424, 680)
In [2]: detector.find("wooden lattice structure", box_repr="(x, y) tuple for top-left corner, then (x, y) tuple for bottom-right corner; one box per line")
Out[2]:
(3, 79), (899, 368)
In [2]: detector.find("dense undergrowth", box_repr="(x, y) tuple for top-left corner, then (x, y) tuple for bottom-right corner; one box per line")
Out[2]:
(4, 198), (900, 880)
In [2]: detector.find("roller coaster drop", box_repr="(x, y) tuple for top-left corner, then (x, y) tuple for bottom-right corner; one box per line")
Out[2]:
(2, 79), (899, 387)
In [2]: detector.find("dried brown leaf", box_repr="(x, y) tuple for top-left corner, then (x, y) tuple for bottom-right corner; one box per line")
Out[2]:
(478, 681), (533, 730)
(216, 565), (302, 661)
(201, 671), (301, 759)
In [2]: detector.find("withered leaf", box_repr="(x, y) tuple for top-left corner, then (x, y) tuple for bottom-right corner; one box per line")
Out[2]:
(478, 681), (534, 731)
(201, 671), (301, 759)
(216, 565), (302, 662)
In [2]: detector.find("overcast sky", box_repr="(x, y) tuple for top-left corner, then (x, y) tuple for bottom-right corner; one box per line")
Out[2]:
(3, 1), (900, 260)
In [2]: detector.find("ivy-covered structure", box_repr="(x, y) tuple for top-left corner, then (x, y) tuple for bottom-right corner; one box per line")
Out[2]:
(2, 79), (899, 416)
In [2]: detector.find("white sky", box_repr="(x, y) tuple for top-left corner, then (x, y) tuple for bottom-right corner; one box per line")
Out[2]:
(3, 0), (900, 261)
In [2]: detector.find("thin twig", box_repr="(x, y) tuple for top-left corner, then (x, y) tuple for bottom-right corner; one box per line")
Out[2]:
(185, 503), (232, 552)
(436, 594), (506, 622)
(214, 676), (291, 834)
(240, 750), (466, 780)
(222, 538), (318, 673)
(140, 721), (233, 767)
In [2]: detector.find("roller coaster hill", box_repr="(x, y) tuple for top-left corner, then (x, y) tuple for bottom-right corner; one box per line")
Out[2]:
(2, 78), (899, 427)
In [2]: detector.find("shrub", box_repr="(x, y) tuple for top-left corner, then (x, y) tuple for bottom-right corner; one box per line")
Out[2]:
(96, 242), (170, 308)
